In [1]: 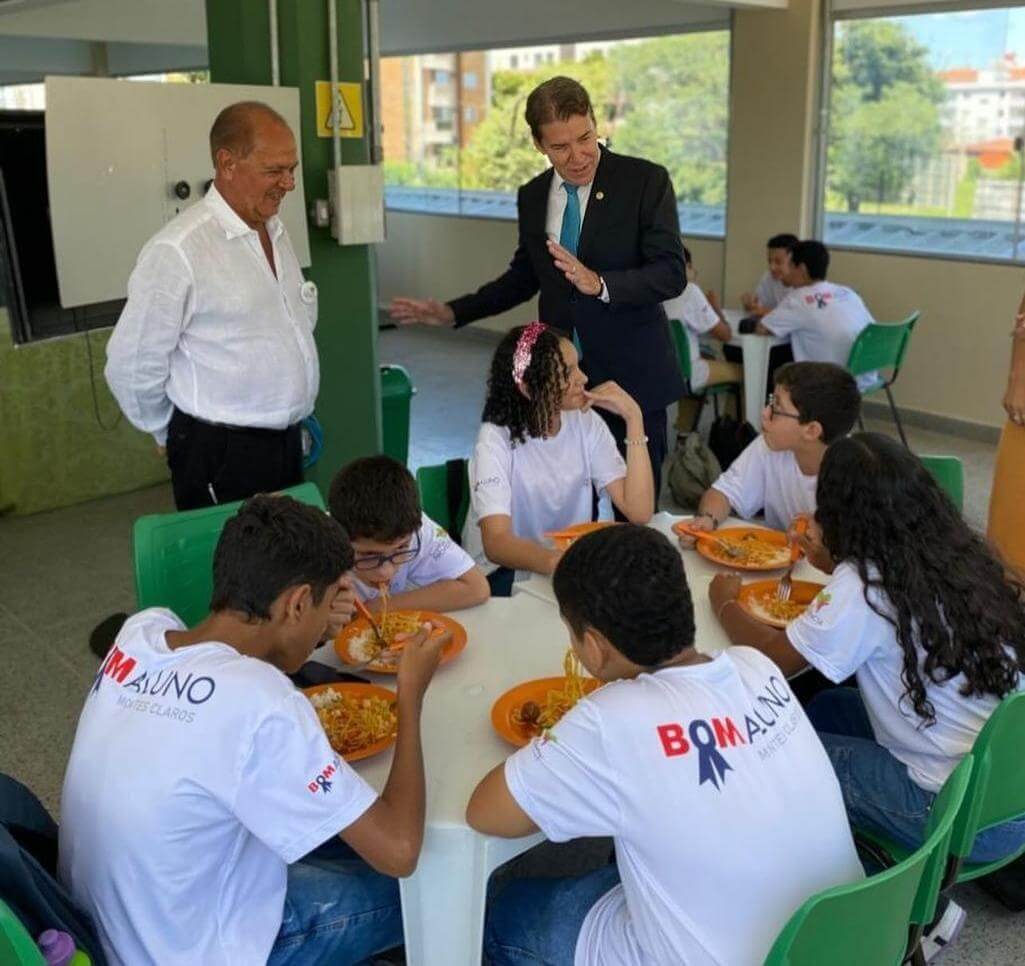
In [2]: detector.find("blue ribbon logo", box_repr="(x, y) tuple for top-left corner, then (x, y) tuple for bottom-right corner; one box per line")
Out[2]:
(689, 720), (732, 790)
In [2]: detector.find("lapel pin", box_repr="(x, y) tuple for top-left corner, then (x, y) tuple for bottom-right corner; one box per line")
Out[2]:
(595, 191), (605, 200)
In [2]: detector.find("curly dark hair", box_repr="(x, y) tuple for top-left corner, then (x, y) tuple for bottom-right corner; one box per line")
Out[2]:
(211, 495), (353, 621)
(329, 455), (421, 541)
(482, 324), (570, 445)
(553, 525), (696, 668)
(816, 433), (1025, 724)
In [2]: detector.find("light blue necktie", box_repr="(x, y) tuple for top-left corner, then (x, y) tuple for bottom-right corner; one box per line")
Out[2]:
(559, 182), (581, 255)
(559, 183), (584, 359)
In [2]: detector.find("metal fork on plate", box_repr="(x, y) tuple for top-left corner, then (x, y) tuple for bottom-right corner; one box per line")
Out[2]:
(776, 518), (809, 600)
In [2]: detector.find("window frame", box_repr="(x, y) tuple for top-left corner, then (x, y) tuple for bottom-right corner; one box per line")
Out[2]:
(815, 0), (1025, 265)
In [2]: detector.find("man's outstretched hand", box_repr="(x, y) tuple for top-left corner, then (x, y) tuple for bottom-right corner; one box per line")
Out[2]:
(389, 297), (456, 328)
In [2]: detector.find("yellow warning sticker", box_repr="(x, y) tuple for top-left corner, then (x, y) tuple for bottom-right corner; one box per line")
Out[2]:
(315, 81), (364, 139)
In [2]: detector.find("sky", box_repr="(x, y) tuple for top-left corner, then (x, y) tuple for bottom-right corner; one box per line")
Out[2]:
(893, 7), (1025, 70)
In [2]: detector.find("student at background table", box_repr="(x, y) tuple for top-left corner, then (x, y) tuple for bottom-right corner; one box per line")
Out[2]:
(742, 232), (798, 317)
(467, 524), (863, 966)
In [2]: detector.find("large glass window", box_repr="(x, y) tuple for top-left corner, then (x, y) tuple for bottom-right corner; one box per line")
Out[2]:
(381, 32), (731, 238)
(823, 8), (1025, 260)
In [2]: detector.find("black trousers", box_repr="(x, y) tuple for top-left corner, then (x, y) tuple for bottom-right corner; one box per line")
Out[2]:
(166, 407), (303, 511)
(595, 407), (668, 518)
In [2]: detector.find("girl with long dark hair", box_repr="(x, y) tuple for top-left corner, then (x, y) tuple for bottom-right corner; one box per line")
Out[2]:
(709, 433), (1025, 868)
(465, 322), (654, 594)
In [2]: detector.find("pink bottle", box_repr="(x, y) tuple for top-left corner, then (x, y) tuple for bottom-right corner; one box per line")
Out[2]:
(37, 929), (76, 966)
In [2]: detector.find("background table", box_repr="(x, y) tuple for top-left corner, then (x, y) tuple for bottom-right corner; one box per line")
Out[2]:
(309, 512), (827, 965)
(717, 308), (788, 427)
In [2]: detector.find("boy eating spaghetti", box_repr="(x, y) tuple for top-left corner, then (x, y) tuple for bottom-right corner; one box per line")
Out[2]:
(678, 361), (860, 538)
(60, 496), (447, 965)
(328, 455), (490, 616)
(467, 524), (862, 965)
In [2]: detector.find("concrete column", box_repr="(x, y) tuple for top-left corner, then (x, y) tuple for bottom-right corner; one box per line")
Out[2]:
(722, 0), (824, 302)
(206, 0), (381, 489)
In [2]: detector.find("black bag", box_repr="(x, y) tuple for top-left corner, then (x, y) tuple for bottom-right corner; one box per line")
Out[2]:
(977, 853), (1025, 912)
(707, 415), (758, 471)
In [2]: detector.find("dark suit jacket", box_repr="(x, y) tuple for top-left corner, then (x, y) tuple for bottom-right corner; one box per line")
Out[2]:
(448, 146), (687, 412)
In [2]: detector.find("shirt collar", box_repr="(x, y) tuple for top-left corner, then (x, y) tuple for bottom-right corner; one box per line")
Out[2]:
(205, 183), (283, 241)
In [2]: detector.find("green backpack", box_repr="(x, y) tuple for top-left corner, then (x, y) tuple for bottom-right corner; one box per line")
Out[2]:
(667, 432), (721, 510)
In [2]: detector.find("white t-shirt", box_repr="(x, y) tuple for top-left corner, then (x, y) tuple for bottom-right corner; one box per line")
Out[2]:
(712, 434), (817, 531)
(59, 609), (377, 966)
(755, 271), (788, 311)
(662, 285), (721, 390)
(505, 647), (863, 966)
(353, 512), (475, 601)
(464, 410), (626, 573)
(761, 282), (876, 390)
(787, 563), (1019, 794)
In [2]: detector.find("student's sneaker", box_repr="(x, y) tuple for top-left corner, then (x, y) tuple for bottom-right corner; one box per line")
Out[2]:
(920, 899), (966, 963)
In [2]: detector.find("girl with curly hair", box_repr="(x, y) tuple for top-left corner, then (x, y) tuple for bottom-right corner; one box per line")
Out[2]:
(465, 322), (654, 595)
(709, 433), (1025, 872)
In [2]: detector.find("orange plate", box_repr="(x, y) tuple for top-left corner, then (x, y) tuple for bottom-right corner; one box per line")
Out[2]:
(491, 676), (602, 748)
(546, 521), (618, 551)
(737, 579), (826, 628)
(333, 611), (467, 674)
(303, 682), (398, 763)
(671, 523), (791, 572)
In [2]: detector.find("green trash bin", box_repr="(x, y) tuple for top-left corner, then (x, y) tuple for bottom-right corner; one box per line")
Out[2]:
(380, 364), (415, 465)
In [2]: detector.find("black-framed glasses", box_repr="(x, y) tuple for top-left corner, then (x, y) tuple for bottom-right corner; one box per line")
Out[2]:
(353, 532), (422, 571)
(765, 393), (801, 421)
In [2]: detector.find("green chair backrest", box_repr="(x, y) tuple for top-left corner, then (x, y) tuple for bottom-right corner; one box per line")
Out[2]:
(764, 756), (972, 966)
(847, 312), (920, 378)
(668, 318), (694, 382)
(133, 482), (325, 627)
(0, 899), (45, 965)
(416, 460), (470, 539)
(950, 691), (1025, 859)
(919, 455), (965, 513)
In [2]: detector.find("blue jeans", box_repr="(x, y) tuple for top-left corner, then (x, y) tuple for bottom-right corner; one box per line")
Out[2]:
(808, 688), (1025, 865)
(485, 863), (621, 966)
(268, 838), (402, 966)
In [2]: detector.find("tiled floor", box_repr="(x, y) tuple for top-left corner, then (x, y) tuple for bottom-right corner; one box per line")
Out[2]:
(1, 324), (1021, 963)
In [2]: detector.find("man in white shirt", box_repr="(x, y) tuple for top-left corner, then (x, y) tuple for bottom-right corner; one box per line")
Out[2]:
(468, 525), (863, 966)
(742, 232), (798, 316)
(105, 101), (318, 510)
(758, 241), (876, 390)
(60, 495), (448, 965)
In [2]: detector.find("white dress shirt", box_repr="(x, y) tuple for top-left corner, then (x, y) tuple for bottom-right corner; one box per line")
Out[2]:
(105, 185), (318, 445)
(544, 158), (610, 303)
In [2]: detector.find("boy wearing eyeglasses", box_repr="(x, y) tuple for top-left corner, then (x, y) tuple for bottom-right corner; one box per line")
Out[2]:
(327, 455), (490, 614)
(677, 363), (860, 539)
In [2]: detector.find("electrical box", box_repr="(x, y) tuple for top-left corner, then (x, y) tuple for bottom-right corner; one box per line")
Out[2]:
(44, 76), (312, 309)
(328, 164), (385, 245)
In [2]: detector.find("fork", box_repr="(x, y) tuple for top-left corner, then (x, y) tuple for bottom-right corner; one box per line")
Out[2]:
(354, 597), (388, 651)
(675, 522), (743, 559)
(776, 518), (809, 600)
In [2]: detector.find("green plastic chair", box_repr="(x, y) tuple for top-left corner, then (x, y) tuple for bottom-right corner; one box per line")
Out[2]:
(764, 756), (972, 966)
(132, 481), (325, 626)
(919, 455), (965, 513)
(416, 460), (470, 541)
(848, 312), (919, 447)
(668, 318), (741, 432)
(380, 364), (415, 466)
(0, 899), (45, 965)
(859, 691), (1025, 892)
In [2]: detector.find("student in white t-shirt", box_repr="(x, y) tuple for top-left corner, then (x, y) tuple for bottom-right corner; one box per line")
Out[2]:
(467, 524), (863, 966)
(758, 240), (876, 389)
(327, 455), (489, 614)
(662, 245), (743, 433)
(679, 361), (860, 537)
(741, 232), (798, 317)
(466, 321), (654, 595)
(710, 434), (1025, 955)
(59, 495), (449, 966)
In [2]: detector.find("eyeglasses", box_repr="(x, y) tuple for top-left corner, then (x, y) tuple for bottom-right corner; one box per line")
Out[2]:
(353, 532), (421, 571)
(765, 393), (802, 421)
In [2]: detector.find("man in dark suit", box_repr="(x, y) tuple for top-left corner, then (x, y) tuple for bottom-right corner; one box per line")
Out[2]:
(390, 76), (686, 504)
